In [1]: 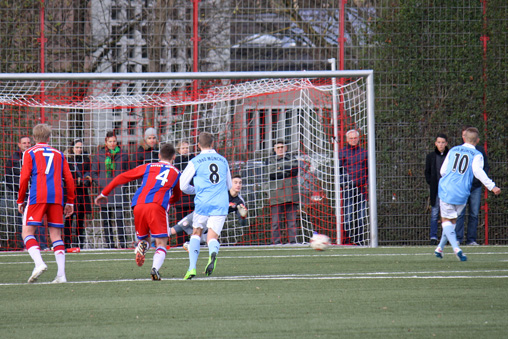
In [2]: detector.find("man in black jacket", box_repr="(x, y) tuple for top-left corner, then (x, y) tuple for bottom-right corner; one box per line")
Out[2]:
(425, 133), (448, 245)
(2, 136), (35, 247)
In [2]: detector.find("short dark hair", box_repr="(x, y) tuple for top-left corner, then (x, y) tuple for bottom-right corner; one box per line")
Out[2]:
(273, 139), (286, 146)
(461, 125), (472, 133)
(105, 131), (116, 140)
(436, 133), (448, 141)
(159, 143), (176, 161)
(232, 174), (242, 180)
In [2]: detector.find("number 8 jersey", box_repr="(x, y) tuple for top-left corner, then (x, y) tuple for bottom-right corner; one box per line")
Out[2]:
(180, 149), (232, 216)
(18, 143), (76, 206)
(438, 143), (495, 205)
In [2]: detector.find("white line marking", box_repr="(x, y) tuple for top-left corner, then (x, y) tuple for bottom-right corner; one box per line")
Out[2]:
(1, 273), (508, 286)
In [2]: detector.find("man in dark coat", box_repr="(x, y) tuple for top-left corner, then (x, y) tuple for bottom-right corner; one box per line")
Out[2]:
(2, 136), (34, 247)
(338, 129), (368, 245)
(91, 131), (130, 248)
(425, 133), (449, 245)
(264, 140), (300, 245)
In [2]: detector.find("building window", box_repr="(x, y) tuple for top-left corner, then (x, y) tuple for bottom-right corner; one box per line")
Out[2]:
(113, 121), (123, 135)
(127, 121), (137, 135)
(111, 6), (120, 21)
(112, 83), (122, 96)
(113, 107), (122, 116)
(128, 46), (136, 59)
(126, 6), (134, 21)
(127, 83), (136, 95)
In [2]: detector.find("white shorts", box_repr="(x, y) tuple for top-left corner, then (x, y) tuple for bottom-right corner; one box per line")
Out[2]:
(192, 213), (227, 236)
(439, 201), (465, 220)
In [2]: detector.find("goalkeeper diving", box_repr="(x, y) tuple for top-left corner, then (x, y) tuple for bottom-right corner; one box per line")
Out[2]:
(171, 174), (248, 251)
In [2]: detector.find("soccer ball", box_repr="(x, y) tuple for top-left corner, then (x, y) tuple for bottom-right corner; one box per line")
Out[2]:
(310, 233), (330, 251)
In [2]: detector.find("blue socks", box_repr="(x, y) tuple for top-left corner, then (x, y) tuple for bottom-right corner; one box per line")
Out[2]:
(442, 221), (460, 251)
(188, 235), (201, 271)
(437, 233), (448, 250)
(208, 238), (220, 256)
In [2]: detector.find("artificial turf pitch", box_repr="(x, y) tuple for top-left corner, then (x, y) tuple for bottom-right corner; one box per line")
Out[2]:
(1, 246), (507, 338)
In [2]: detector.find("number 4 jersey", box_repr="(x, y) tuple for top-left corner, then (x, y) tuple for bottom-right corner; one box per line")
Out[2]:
(101, 161), (181, 211)
(18, 143), (76, 206)
(438, 143), (495, 205)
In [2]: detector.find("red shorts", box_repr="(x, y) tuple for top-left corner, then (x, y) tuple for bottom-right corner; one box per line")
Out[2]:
(24, 203), (64, 228)
(133, 204), (169, 239)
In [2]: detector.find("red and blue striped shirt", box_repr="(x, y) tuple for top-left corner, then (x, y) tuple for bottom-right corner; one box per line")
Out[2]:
(101, 161), (181, 211)
(17, 143), (76, 206)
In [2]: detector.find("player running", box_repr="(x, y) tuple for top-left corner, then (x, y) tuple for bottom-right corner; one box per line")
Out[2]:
(180, 132), (232, 280)
(94, 143), (181, 280)
(435, 127), (501, 260)
(18, 124), (76, 283)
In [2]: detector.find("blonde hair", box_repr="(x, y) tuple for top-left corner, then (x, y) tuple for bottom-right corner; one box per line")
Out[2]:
(464, 127), (479, 144)
(32, 124), (52, 143)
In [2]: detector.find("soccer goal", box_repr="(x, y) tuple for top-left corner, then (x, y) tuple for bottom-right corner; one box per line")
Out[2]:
(0, 71), (376, 250)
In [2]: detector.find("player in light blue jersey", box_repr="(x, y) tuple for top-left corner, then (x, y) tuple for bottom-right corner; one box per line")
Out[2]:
(436, 127), (501, 261)
(180, 132), (232, 279)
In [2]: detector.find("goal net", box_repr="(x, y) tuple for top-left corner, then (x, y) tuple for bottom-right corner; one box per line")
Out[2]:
(0, 71), (376, 250)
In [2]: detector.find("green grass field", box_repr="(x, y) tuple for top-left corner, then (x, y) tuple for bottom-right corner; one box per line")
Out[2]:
(1, 245), (507, 338)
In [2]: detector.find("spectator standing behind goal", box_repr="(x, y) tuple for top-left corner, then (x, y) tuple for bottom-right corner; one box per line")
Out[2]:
(91, 131), (130, 248)
(1, 136), (41, 248)
(435, 127), (501, 261)
(95, 143), (181, 280)
(425, 133), (449, 246)
(455, 126), (490, 246)
(180, 132), (232, 280)
(17, 124), (75, 283)
(264, 139), (300, 245)
(338, 129), (368, 245)
(64, 139), (92, 249)
(172, 140), (195, 246)
(134, 127), (159, 166)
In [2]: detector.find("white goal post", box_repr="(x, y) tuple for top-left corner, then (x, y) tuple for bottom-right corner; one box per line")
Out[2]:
(0, 70), (377, 249)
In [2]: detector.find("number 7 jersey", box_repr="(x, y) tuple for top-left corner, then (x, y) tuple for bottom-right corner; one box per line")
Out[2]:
(18, 143), (76, 206)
